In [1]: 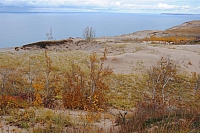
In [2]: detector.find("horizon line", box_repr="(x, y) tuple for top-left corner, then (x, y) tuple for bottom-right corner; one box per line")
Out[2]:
(1, 11), (200, 15)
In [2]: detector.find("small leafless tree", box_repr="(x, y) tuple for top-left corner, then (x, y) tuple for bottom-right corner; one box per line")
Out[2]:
(46, 27), (54, 41)
(0, 68), (13, 95)
(146, 56), (178, 105)
(193, 60), (200, 95)
(83, 26), (95, 42)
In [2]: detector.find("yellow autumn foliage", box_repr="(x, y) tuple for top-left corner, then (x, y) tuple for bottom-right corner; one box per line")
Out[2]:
(33, 82), (45, 92)
(33, 93), (43, 107)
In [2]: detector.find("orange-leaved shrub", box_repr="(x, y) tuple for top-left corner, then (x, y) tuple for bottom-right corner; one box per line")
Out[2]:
(62, 52), (112, 111)
(0, 95), (28, 114)
(144, 35), (195, 44)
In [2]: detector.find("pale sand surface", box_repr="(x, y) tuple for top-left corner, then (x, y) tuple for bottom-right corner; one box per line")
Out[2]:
(0, 47), (15, 52)
(103, 45), (200, 74)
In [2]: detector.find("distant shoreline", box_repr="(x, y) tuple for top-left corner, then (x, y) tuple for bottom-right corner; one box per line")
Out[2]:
(161, 13), (200, 15)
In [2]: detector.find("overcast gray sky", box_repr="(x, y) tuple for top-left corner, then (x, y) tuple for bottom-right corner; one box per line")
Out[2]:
(1, 0), (200, 13)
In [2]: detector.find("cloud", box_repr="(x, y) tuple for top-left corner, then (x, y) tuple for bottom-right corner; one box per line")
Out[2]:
(0, 0), (199, 13)
(102, 2), (191, 12)
(157, 3), (178, 9)
(196, 6), (200, 10)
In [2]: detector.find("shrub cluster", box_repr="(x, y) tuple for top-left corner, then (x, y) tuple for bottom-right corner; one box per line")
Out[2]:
(143, 36), (195, 44)
(117, 56), (200, 132)
(0, 51), (112, 112)
(0, 95), (28, 114)
(62, 53), (112, 111)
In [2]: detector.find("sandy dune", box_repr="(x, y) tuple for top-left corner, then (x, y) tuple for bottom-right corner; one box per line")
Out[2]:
(102, 45), (200, 74)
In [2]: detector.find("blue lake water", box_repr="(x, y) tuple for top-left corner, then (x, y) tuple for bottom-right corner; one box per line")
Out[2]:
(0, 12), (200, 48)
